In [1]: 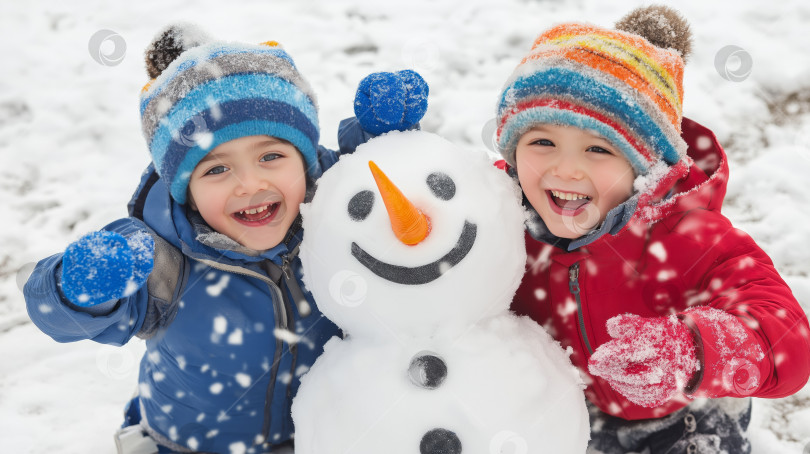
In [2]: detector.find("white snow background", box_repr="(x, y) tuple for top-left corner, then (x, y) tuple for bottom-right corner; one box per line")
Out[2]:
(1, 0), (809, 452)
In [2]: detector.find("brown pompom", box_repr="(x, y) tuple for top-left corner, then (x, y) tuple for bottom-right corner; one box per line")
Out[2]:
(144, 23), (212, 79)
(615, 5), (692, 62)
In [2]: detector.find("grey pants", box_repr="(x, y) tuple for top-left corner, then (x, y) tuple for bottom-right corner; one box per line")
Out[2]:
(586, 398), (752, 454)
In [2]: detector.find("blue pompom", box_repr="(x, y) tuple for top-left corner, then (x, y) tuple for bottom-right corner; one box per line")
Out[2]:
(396, 69), (428, 127)
(354, 70), (429, 135)
(60, 230), (154, 307)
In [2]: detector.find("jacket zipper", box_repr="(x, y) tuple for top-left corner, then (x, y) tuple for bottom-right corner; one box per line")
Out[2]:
(259, 253), (300, 447)
(195, 227), (302, 448)
(195, 257), (289, 448)
(569, 262), (594, 355)
(280, 254), (300, 408)
(259, 274), (286, 446)
(259, 222), (302, 447)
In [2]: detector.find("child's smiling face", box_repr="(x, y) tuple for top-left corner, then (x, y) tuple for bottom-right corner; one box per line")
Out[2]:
(515, 124), (636, 239)
(188, 135), (307, 251)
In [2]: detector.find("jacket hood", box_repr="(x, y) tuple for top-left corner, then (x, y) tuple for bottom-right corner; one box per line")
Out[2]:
(128, 164), (298, 267)
(635, 117), (728, 223)
(522, 117), (728, 251)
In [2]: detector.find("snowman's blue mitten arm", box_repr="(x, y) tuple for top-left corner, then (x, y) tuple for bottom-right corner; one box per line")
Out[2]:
(353, 69), (429, 136)
(337, 117), (376, 155)
(60, 229), (155, 309)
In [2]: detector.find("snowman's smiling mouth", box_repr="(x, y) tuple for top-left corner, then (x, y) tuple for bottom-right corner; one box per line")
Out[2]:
(351, 221), (477, 285)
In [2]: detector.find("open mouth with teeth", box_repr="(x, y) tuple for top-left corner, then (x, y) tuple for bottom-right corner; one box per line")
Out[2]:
(547, 190), (592, 216)
(231, 203), (280, 226)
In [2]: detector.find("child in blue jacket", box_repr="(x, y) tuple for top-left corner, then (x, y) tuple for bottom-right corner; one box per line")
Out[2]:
(23, 23), (426, 454)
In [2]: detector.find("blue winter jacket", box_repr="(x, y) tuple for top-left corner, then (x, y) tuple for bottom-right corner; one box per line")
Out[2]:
(23, 120), (372, 453)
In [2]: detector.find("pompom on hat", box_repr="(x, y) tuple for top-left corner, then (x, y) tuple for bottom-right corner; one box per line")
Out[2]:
(496, 5), (693, 176)
(139, 23), (321, 204)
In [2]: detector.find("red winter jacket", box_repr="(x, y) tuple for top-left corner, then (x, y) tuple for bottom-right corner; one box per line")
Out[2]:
(510, 118), (810, 420)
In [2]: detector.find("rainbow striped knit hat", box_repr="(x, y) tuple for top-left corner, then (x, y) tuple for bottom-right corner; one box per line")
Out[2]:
(496, 6), (692, 175)
(139, 24), (320, 204)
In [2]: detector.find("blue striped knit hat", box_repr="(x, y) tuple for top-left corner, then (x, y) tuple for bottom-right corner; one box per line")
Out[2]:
(496, 6), (692, 176)
(140, 23), (320, 204)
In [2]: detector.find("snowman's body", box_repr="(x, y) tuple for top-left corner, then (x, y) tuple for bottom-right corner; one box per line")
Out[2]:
(293, 131), (589, 454)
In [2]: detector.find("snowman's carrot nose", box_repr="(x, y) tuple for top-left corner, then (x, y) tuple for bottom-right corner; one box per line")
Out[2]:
(368, 161), (431, 245)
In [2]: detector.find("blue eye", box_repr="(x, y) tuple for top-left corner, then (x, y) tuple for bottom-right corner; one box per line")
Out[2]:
(261, 153), (281, 162)
(205, 165), (228, 176)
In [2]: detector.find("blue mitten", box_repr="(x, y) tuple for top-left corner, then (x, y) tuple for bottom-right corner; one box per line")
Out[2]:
(354, 69), (429, 135)
(60, 230), (155, 307)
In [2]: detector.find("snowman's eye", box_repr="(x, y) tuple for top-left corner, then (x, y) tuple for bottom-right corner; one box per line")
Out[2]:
(427, 173), (455, 201)
(348, 190), (375, 221)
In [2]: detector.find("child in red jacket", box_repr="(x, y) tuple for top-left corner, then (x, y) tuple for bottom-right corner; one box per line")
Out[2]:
(494, 6), (810, 453)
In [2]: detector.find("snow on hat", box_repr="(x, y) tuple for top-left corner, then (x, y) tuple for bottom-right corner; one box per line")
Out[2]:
(495, 5), (692, 175)
(139, 23), (321, 204)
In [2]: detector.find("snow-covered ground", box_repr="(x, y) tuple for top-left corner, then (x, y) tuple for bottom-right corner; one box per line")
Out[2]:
(1, 0), (809, 452)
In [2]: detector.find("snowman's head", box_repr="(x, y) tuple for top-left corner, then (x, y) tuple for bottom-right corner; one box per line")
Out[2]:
(300, 131), (527, 339)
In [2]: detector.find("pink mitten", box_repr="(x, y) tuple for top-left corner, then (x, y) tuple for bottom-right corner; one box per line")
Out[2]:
(588, 314), (699, 408)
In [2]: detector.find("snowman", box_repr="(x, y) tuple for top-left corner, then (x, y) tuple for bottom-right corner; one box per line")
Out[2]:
(292, 129), (589, 453)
